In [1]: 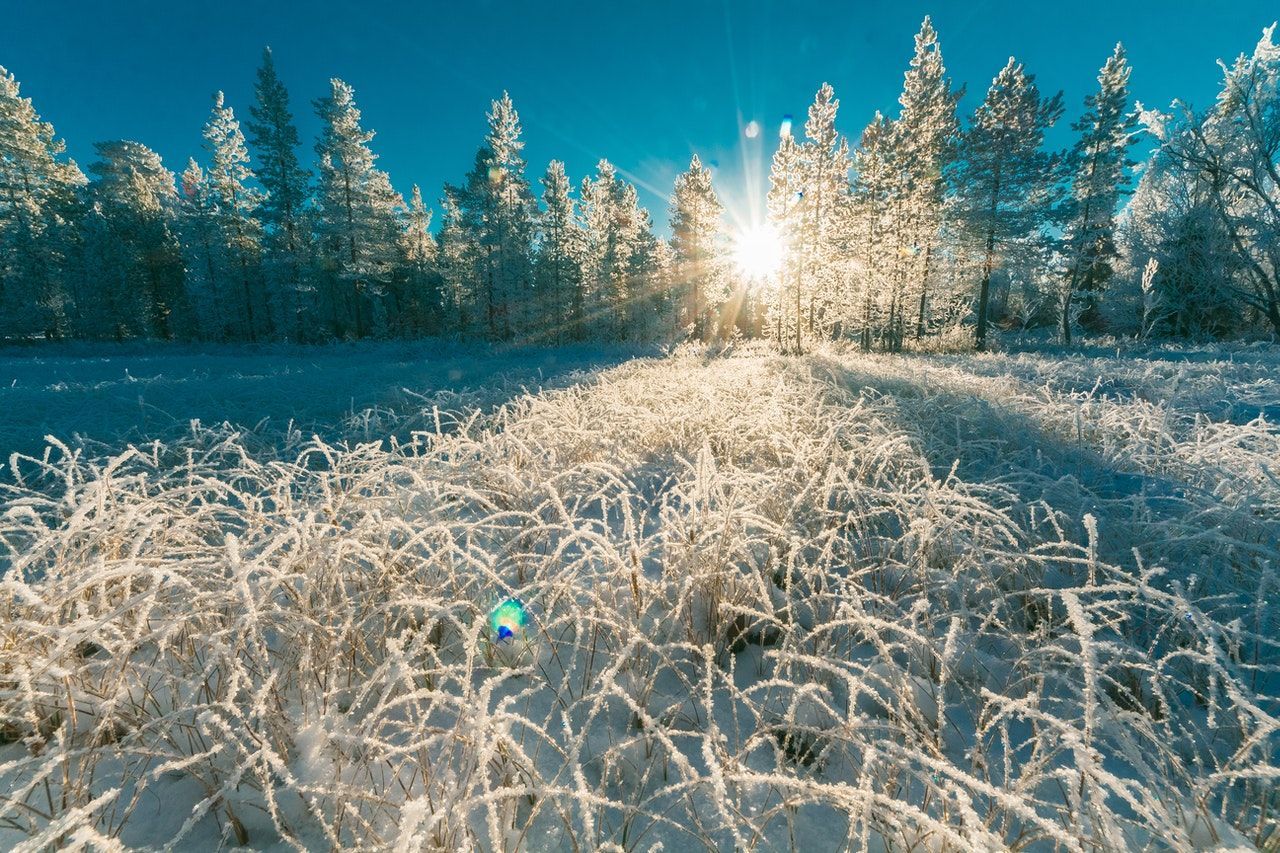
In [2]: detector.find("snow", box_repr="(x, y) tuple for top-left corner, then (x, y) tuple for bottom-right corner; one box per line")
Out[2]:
(1, 340), (1278, 851)
(0, 340), (642, 462)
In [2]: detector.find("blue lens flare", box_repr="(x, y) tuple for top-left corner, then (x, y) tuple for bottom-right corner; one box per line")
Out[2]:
(489, 598), (529, 642)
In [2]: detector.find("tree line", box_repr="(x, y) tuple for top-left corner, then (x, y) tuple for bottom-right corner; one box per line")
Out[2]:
(764, 19), (1280, 352)
(1, 20), (1278, 348)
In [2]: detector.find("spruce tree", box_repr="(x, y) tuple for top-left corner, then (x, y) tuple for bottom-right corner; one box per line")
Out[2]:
(0, 65), (85, 339)
(178, 157), (227, 337)
(246, 47), (311, 339)
(766, 131), (803, 348)
(86, 141), (189, 339)
(534, 160), (585, 342)
(850, 112), (898, 350)
(457, 92), (536, 340)
(398, 184), (440, 335)
(951, 59), (1064, 351)
(314, 78), (403, 338)
(894, 17), (962, 342)
(622, 192), (664, 340)
(202, 91), (266, 340)
(669, 154), (726, 340)
(1059, 44), (1137, 343)
(580, 160), (655, 340)
(436, 188), (472, 335)
(793, 84), (851, 349)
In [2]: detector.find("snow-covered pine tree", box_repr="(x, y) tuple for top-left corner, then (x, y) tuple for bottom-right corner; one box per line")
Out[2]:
(649, 235), (677, 336)
(793, 84), (851, 350)
(622, 192), (666, 340)
(486, 93), (537, 339)
(246, 47), (312, 340)
(669, 154), (727, 340)
(0, 65), (86, 340)
(449, 93), (536, 340)
(534, 160), (585, 343)
(178, 157), (228, 337)
(436, 188), (472, 335)
(396, 184), (441, 336)
(448, 149), (494, 335)
(766, 130), (803, 348)
(950, 59), (1064, 351)
(1059, 43), (1137, 343)
(893, 17), (962, 343)
(850, 112), (898, 350)
(313, 78), (404, 338)
(200, 91), (267, 341)
(85, 141), (189, 339)
(579, 160), (630, 340)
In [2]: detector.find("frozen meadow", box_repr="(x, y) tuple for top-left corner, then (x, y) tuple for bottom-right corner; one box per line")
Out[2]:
(1, 341), (1278, 851)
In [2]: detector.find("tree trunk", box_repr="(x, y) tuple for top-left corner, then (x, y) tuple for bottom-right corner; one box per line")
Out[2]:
(915, 245), (932, 340)
(794, 268), (802, 354)
(1060, 282), (1075, 346)
(975, 228), (996, 352)
(975, 166), (1002, 353)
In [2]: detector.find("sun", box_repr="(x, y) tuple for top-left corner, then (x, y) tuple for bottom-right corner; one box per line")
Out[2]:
(731, 222), (784, 281)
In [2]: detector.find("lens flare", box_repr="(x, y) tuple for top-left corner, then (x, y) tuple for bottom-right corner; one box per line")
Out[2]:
(489, 598), (529, 642)
(732, 223), (784, 281)
(745, 120), (760, 138)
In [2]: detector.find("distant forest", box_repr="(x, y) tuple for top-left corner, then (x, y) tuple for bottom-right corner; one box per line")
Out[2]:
(1, 19), (1278, 349)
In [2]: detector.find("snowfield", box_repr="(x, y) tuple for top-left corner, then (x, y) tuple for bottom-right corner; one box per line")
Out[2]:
(1, 342), (1278, 851)
(0, 342), (639, 462)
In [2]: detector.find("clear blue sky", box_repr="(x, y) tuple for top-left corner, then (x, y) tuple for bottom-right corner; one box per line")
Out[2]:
(3, 0), (1276, 235)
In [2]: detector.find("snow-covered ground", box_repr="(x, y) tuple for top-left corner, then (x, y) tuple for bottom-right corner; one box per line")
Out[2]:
(1, 341), (1277, 851)
(0, 341), (642, 462)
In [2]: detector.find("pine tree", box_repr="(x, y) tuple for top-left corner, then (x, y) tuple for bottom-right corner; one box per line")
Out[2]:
(86, 141), (189, 339)
(436, 188), (472, 335)
(580, 160), (656, 340)
(791, 84), (851, 350)
(201, 91), (266, 340)
(0, 65), (85, 339)
(951, 59), (1064, 351)
(313, 78), (403, 338)
(178, 157), (228, 337)
(397, 184), (441, 335)
(534, 160), (585, 342)
(579, 160), (621, 338)
(850, 111), (898, 350)
(450, 92), (536, 340)
(649, 236), (677, 337)
(766, 131), (804, 348)
(669, 154), (726, 340)
(247, 47), (312, 339)
(622, 193), (665, 340)
(1059, 43), (1137, 343)
(894, 17), (962, 343)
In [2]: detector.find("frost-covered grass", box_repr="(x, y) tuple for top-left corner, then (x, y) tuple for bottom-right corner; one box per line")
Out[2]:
(1, 342), (1278, 851)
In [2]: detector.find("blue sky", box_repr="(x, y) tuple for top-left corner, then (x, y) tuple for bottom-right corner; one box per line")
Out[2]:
(4, 0), (1276, 235)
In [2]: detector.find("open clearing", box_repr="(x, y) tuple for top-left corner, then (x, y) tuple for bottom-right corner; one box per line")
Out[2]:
(2, 343), (1278, 851)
